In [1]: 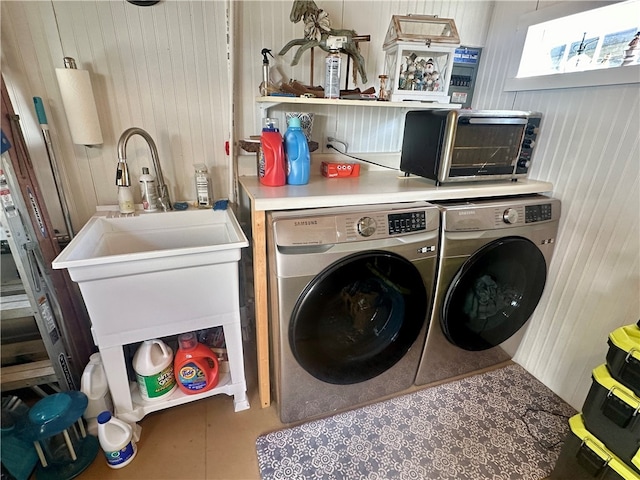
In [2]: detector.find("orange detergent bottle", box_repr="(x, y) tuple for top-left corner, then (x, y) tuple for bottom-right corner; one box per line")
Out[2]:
(174, 332), (219, 394)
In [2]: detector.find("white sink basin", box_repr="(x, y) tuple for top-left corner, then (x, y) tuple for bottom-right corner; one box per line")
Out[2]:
(53, 208), (248, 281)
(52, 208), (249, 347)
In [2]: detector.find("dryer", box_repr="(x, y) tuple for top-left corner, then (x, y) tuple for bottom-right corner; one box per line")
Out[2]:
(415, 195), (560, 386)
(267, 202), (440, 423)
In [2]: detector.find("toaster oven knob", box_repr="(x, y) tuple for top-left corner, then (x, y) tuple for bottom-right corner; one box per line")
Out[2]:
(357, 217), (377, 237)
(503, 208), (519, 224)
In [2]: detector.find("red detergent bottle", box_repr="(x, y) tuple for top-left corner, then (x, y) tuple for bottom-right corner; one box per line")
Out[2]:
(259, 117), (286, 186)
(174, 332), (219, 394)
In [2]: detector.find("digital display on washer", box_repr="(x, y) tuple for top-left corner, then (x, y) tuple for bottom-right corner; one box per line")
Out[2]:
(525, 204), (552, 223)
(388, 211), (427, 234)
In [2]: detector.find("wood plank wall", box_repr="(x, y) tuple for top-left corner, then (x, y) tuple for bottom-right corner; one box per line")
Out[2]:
(2, 0), (638, 410)
(475, 1), (640, 409)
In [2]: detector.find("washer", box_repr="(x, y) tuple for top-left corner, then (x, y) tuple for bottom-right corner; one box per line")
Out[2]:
(415, 194), (561, 386)
(267, 202), (440, 423)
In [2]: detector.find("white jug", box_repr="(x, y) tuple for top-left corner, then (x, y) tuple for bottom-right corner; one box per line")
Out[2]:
(80, 352), (113, 436)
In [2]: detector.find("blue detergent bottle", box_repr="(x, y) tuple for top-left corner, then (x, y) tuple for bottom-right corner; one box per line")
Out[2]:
(284, 116), (310, 185)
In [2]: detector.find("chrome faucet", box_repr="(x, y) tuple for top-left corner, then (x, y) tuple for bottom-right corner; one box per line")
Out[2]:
(116, 127), (172, 211)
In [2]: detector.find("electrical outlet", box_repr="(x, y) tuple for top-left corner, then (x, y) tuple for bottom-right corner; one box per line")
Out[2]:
(327, 137), (348, 153)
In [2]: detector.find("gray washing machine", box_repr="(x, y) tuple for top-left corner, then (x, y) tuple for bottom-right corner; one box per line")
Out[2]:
(415, 194), (561, 386)
(267, 202), (440, 423)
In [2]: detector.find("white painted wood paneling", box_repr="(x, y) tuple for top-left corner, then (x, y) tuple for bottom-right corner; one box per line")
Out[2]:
(2, 0), (231, 233)
(235, 1), (494, 155)
(4, 0), (634, 412)
(474, 1), (640, 410)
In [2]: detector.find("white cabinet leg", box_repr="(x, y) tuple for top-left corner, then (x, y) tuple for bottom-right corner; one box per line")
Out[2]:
(99, 345), (134, 416)
(223, 320), (250, 411)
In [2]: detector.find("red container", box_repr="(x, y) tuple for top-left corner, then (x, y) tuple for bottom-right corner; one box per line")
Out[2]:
(174, 332), (219, 394)
(259, 118), (286, 186)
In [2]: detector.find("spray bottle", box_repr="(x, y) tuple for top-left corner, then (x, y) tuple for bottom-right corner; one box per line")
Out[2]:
(325, 36), (347, 99)
(259, 48), (274, 97)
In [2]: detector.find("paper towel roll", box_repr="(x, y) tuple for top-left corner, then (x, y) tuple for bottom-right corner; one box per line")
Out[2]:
(55, 68), (103, 145)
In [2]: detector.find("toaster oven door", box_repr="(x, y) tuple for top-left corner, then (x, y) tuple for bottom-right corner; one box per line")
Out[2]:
(443, 117), (527, 181)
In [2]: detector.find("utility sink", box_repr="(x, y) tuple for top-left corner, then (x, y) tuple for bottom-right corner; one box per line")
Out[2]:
(52, 208), (249, 347)
(53, 208), (248, 280)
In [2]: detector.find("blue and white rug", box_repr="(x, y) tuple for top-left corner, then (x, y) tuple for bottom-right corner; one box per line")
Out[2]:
(256, 364), (576, 480)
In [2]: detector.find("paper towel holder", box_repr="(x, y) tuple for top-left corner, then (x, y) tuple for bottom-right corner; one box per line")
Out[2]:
(63, 57), (77, 69)
(55, 56), (103, 146)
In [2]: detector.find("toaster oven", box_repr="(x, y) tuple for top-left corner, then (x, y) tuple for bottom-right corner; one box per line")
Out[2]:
(400, 109), (542, 185)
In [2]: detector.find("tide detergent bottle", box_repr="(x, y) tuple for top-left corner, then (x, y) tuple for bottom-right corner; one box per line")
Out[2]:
(174, 332), (219, 394)
(284, 116), (310, 185)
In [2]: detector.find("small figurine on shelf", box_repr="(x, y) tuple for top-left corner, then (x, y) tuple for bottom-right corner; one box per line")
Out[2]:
(378, 74), (389, 101)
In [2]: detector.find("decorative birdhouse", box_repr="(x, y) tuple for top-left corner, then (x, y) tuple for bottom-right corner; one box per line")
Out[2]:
(383, 15), (460, 103)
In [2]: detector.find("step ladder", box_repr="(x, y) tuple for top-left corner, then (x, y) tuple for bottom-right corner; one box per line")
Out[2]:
(1, 152), (75, 392)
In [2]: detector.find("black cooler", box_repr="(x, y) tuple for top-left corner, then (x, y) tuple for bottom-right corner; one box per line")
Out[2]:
(582, 364), (640, 474)
(552, 414), (639, 480)
(607, 324), (640, 397)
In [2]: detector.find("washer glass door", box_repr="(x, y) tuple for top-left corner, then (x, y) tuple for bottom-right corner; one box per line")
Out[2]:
(442, 236), (547, 351)
(290, 251), (428, 385)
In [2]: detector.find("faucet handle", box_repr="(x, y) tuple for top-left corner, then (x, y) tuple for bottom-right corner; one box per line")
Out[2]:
(116, 160), (131, 186)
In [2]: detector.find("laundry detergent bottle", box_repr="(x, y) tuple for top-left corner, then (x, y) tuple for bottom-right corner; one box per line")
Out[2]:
(284, 116), (310, 185)
(174, 332), (219, 394)
(132, 339), (177, 402)
(258, 118), (286, 186)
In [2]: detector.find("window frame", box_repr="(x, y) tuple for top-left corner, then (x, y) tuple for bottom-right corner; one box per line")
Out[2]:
(504, 1), (640, 92)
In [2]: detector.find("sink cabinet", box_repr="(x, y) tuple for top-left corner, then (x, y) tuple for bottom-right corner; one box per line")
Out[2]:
(52, 208), (250, 422)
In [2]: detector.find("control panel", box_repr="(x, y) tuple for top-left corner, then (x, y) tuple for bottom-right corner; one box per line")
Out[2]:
(525, 203), (553, 223)
(516, 115), (541, 176)
(387, 211), (427, 235)
(273, 203), (438, 246)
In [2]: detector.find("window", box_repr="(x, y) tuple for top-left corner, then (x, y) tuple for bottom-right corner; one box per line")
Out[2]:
(505, 1), (640, 91)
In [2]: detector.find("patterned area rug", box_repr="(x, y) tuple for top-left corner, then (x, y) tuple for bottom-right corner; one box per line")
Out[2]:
(256, 364), (576, 480)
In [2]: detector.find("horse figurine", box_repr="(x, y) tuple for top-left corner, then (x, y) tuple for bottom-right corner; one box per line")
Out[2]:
(278, 0), (368, 85)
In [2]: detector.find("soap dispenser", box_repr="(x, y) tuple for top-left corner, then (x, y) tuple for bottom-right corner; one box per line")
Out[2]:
(116, 160), (134, 214)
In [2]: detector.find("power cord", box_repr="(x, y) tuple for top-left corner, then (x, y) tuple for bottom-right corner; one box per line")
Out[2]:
(521, 407), (573, 450)
(326, 144), (397, 171)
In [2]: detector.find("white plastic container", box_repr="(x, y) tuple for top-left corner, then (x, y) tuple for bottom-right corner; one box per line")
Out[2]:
(80, 352), (113, 436)
(324, 50), (341, 99)
(194, 163), (212, 208)
(132, 339), (177, 402)
(117, 186), (135, 214)
(97, 411), (137, 469)
(139, 167), (158, 212)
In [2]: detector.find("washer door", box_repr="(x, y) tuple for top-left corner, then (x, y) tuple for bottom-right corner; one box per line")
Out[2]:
(289, 251), (428, 385)
(442, 237), (547, 351)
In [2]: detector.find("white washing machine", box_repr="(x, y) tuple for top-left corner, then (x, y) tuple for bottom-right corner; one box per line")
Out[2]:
(267, 202), (440, 423)
(415, 194), (561, 385)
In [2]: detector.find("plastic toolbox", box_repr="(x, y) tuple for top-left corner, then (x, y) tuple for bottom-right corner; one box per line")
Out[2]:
(551, 414), (639, 480)
(582, 364), (640, 474)
(607, 323), (640, 396)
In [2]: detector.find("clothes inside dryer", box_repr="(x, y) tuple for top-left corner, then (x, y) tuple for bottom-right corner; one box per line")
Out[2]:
(415, 195), (561, 386)
(267, 202), (440, 423)
(443, 237), (547, 351)
(291, 251), (428, 385)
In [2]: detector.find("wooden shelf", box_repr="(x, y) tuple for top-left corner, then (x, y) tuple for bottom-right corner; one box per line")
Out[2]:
(256, 95), (461, 111)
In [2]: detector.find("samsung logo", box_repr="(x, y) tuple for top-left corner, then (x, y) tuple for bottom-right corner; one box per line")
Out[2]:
(294, 220), (318, 226)
(458, 211), (476, 216)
